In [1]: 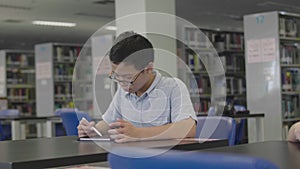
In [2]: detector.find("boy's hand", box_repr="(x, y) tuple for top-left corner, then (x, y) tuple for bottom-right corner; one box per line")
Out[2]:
(108, 119), (141, 143)
(77, 117), (96, 138)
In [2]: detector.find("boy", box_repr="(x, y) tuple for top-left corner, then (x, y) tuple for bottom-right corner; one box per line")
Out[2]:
(78, 31), (196, 143)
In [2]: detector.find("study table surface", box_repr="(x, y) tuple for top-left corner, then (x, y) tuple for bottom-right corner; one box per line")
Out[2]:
(0, 136), (227, 169)
(201, 140), (300, 169)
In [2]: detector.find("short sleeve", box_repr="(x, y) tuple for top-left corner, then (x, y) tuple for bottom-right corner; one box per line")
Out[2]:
(102, 88), (122, 124)
(170, 78), (197, 122)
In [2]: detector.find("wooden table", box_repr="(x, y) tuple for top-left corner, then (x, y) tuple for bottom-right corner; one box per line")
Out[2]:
(0, 136), (228, 169)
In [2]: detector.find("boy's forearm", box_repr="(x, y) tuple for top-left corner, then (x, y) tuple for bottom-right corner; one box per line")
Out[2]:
(136, 118), (196, 140)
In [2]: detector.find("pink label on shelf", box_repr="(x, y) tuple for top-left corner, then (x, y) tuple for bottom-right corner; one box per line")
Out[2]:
(247, 39), (262, 63)
(247, 38), (277, 63)
(36, 62), (52, 79)
(261, 38), (276, 62)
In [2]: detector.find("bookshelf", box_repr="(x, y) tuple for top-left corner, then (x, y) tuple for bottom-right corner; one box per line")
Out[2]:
(0, 50), (35, 115)
(244, 11), (300, 141)
(35, 43), (93, 116)
(177, 26), (246, 115)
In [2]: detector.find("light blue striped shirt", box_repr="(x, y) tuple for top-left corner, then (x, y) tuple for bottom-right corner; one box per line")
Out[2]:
(102, 71), (197, 127)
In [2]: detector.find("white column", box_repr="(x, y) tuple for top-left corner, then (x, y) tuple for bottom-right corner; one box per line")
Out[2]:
(115, 0), (177, 77)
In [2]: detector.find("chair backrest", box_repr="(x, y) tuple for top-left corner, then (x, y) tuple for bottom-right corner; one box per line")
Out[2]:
(108, 148), (279, 169)
(0, 109), (20, 116)
(0, 109), (19, 141)
(233, 105), (246, 144)
(196, 116), (236, 146)
(0, 123), (4, 141)
(54, 108), (78, 116)
(235, 119), (246, 144)
(60, 111), (92, 136)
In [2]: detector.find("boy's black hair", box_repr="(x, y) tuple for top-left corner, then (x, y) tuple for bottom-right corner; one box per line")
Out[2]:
(109, 31), (154, 70)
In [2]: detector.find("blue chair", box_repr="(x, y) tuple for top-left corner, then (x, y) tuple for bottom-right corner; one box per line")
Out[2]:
(54, 108), (80, 136)
(108, 148), (279, 169)
(235, 119), (246, 144)
(60, 111), (92, 136)
(0, 109), (20, 140)
(196, 116), (236, 146)
(233, 105), (247, 144)
(0, 123), (5, 140)
(54, 108), (79, 116)
(0, 109), (19, 116)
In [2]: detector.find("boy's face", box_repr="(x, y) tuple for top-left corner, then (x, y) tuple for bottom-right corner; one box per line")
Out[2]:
(110, 62), (147, 93)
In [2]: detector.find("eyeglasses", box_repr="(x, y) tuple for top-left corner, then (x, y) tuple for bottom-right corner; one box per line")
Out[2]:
(109, 69), (145, 86)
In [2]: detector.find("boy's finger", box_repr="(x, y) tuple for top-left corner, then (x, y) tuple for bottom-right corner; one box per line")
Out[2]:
(109, 121), (124, 128)
(108, 129), (119, 135)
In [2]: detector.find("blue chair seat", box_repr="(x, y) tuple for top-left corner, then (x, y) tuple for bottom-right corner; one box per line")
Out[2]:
(108, 148), (279, 169)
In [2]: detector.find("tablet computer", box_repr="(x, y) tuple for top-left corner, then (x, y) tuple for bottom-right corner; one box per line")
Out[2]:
(78, 126), (111, 141)
(78, 136), (111, 141)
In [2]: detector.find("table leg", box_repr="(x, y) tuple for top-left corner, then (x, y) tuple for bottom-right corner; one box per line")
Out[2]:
(11, 120), (20, 140)
(44, 120), (54, 137)
(282, 124), (289, 140)
(36, 123), (43, 138)
(247, 117), (265, 143)
(255, 117), (264, 142)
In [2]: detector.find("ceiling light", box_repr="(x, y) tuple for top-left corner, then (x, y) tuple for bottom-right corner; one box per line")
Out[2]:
(32, 20), (76, 27)
(279, 11), (287, 15)
(105, 26), (117, 31)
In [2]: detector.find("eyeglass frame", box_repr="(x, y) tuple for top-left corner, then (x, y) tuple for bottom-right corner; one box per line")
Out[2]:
(108, 69), (146, 86)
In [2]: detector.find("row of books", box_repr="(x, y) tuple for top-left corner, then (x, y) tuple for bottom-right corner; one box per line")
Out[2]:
(73, 84), (93, 100)
(279, 17), (298, 37)
(6, 69), (35, 85)
(0, 99), (7, 110)
(280, 44), (300, 64)
(184, 28), (244, 51)
(54, 64), (74, 81)
(187, 52), (224, 73)
(184, 27), (210, 48)
(188, 75), (245, 95)
(54, 102), (75, 110)
(226, 77), (246, 95)
(281, 96), (298, 119)
(8, 103), (34, 115)
(193, 100), (211, 115)
(7, 88), (35, 101)
(188, 76), (211, 95)
(55, 83), (72, 97)
(210, 32), (244, 52)
(281, 68), (300, 91)
(219, 55), (245, 72)
(187, 52), (245, 73)
(54, 46), (81, 62)
(187, 52), (205, 73)
(6, 54), (34, 67)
